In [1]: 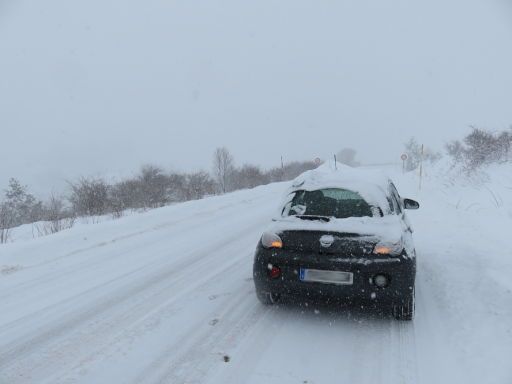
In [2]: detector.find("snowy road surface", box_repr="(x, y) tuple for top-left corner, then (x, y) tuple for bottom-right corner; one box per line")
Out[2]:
(1, 168), (512, 384)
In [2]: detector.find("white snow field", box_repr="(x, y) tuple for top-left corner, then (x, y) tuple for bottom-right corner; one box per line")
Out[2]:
(1, 164), (512, 384)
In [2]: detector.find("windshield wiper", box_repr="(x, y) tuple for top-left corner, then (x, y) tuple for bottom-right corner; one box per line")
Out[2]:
(294, 215), (331, 222)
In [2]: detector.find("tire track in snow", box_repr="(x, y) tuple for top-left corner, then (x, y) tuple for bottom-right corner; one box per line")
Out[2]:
(132, 286), (271, 384)
(0, 216), (268, 383)
(42, 254), (258, 384)
(208, 305), (294, 384)
(392, 319), (419, 384)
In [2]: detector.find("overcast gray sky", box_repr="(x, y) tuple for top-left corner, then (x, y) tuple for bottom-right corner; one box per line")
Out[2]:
(1, 0), (512, 195)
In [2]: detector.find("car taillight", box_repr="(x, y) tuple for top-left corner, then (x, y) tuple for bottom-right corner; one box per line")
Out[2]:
(373, 242), (403, 256)
(374, 246), (392, 255)
(261, 232), (283, 249)
(268, 265), (281, 279)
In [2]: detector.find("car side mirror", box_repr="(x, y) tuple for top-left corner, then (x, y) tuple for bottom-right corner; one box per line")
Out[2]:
(403, 198), (420, 210)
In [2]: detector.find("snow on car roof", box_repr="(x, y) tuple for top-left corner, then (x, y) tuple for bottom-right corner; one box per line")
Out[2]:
(287, 161), (392, 211)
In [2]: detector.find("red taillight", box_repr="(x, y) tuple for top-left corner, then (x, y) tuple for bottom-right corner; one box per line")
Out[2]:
(270, 266), (281, 279)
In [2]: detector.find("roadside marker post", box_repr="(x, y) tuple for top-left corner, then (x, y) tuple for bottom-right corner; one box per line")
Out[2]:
(401, 153), (408, 174)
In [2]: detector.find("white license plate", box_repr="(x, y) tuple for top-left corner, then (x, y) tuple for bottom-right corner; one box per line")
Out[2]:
(299, 268), (353, 285)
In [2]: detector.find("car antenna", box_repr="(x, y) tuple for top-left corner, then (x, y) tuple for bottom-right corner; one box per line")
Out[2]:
(334, 154), (337, 170)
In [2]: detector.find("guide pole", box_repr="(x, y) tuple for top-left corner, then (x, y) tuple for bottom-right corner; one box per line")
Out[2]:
(401, 153), (408, 174)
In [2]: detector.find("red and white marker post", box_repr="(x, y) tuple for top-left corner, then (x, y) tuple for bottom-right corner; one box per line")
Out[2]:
(401, 153), (408, 174)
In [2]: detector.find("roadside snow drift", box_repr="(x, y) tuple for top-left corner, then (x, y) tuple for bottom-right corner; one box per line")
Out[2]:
(1, 164), (511, 384)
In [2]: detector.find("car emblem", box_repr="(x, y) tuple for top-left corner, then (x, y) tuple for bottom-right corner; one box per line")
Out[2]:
(320, 235), (334, 248)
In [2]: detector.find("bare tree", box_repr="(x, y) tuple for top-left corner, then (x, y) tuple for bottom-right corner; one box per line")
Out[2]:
(212, 147), (235, 193)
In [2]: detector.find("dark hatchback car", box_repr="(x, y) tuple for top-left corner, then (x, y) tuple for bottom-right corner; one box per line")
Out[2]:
(253, 164), (419, 320)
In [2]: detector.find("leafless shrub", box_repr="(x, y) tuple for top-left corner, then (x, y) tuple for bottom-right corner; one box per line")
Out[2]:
(109, 179), (142, 211)
(138, 165), (172, 208)
(31, 194), (76, 237)
(446, 127), (512, 172)
(68, 177), (109, 217)
(33, 218), (75, 237)
(45, 194), (75, 234)
(183, 171), (216, 200)
(231, 165), (269, 190)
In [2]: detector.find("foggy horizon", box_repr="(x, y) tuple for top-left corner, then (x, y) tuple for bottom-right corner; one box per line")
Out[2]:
(1, 0), (512, 195)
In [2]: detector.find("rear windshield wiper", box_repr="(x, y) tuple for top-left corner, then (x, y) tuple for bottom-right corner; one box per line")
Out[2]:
(293, 215), (331, 222)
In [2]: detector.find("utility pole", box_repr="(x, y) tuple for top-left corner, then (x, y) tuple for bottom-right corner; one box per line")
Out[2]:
(334, 154), (338, 170)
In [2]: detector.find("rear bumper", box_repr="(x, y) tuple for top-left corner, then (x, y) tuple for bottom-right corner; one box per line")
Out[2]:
(253, 246), (416, 304)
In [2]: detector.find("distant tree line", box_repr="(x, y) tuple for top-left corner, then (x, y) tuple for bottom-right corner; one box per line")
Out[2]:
(0, 149), (318, 243)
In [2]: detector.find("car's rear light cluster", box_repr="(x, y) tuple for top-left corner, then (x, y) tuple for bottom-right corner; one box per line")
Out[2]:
(373, 241), (403, 256)
(261, 232), (283, 249)
(267, 263), (281, 279)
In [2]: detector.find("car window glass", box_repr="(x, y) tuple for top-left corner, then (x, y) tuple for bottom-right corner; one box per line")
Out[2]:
(285, 188), (375, 219)
(389, 183), (403, 214)
(387, 197), (396, 214)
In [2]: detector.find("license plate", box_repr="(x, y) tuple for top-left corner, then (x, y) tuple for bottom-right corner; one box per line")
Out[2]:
(299, 268), (353, 285)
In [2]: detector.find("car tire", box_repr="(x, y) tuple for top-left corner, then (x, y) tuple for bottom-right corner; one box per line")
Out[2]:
(256, 289), (280, 305)
(392, 288), (415, 321)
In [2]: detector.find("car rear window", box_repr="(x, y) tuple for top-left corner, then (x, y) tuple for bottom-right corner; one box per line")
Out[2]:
(283, 188), (375, 219)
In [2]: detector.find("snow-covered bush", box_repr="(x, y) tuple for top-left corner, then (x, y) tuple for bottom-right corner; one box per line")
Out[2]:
(446, 127), (512, 172)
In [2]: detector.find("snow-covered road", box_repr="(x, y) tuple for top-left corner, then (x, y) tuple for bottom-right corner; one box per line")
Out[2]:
(1, 168), (511, 384)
